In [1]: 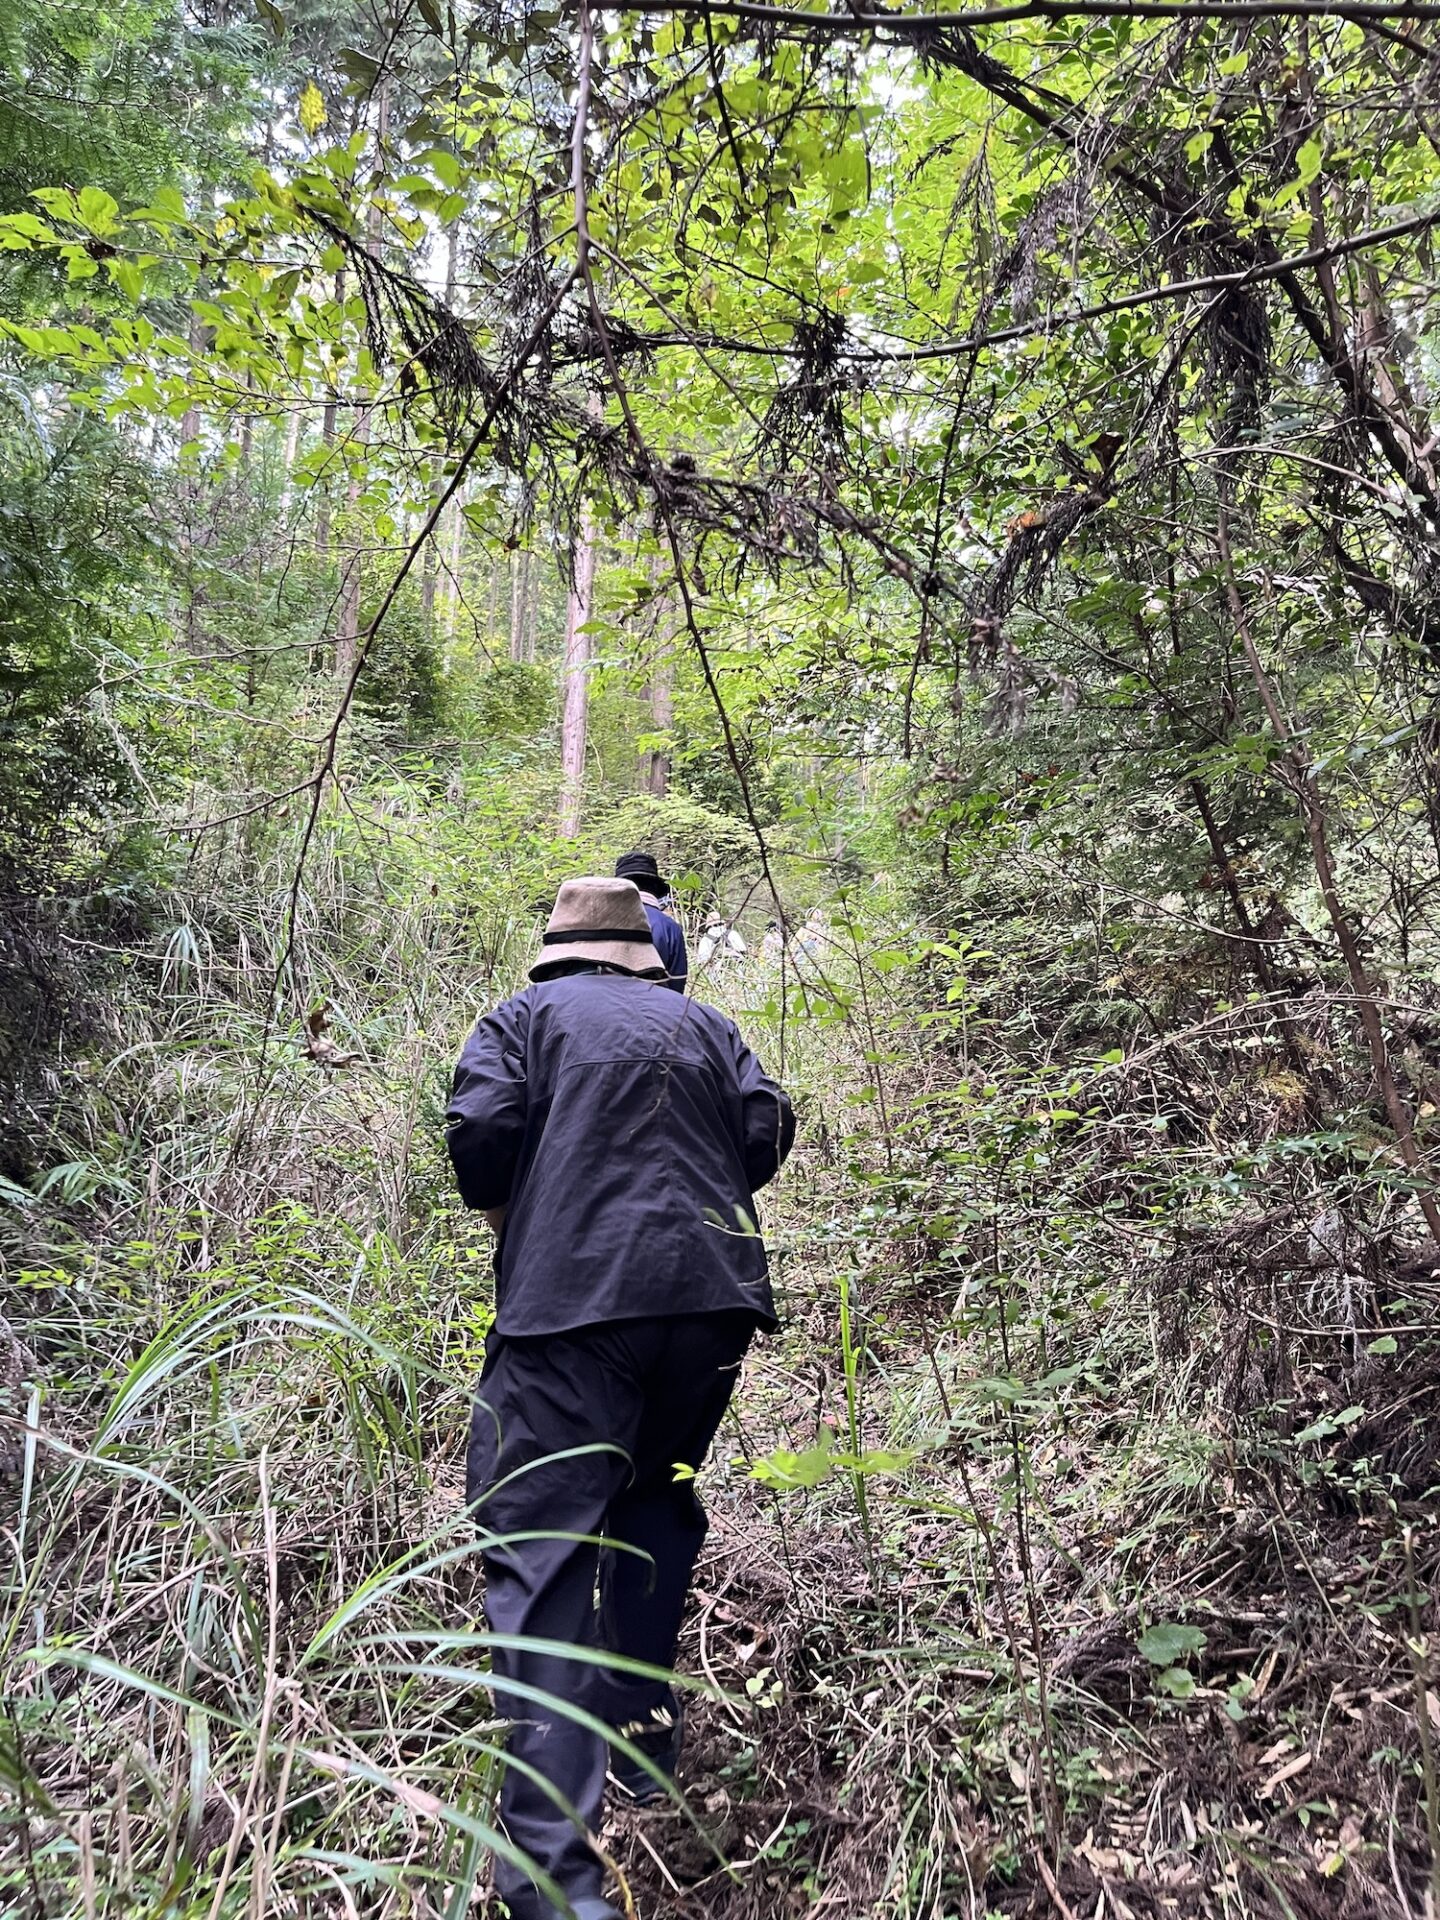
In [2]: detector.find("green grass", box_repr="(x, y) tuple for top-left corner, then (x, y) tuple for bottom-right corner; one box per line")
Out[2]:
(3, 818), (1438, 1918)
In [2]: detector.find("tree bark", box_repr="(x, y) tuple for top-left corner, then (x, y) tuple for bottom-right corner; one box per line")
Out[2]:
(525, 552), (540, 662)
(420, 506), (439, 635)
(1217, 502), (1440, 1242)
(559, 504), (599, 839)
(334, 77), (390, 683)
(420, 225), (460, 637)
(444, 482), (465, 651)
(647, 645), (673, 796)
(332, 455), (364, 682)
(313, 276), (343, 561)
(509, 547), (529, 663)
(281, 405), (301, 513)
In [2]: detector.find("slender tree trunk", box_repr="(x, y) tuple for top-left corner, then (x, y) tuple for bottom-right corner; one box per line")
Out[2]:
(180, 297), (208, 648)
(509, 547), (530, 663)
(509, 550), (522, 660)
(281, 406), (301, 513)
(1217, 502), (1440, 1242)
(559, 506), (599, 839)
(420, 226), (460, 636)
(420, 509), (439, 635)
(333, 465), (364, 682)
(313, 280), (343, 558)
(647, 645), (673, 795)
(335, 79), (390, 683)
(180, 306), (204, 504)
(444, 483), (465, 651)
(642, 550), (673, 793)
(525, 552), (540, 662)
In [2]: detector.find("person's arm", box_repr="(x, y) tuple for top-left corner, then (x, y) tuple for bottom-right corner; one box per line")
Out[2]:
(648, 901), (689, 992)
(730, 1025), (796, 1190)
(663, 909), (688, 992)
(446, 997), (529, 1213)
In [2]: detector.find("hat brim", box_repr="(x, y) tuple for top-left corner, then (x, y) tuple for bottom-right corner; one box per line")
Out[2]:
(530, 937), (668, 982)
(616, 865), (669, 897)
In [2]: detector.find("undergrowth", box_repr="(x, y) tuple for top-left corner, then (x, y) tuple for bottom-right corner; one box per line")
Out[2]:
(2, 789), (1439, 1920)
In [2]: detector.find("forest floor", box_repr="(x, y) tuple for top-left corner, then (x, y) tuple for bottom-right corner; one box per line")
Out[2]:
(3, 939), (1439, 1920)
(591, 1218), (1440, 1920)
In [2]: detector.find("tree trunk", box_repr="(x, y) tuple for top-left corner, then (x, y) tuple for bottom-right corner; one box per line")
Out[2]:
(420, 226), (460, 637)
(334, 77), (390, 684)
(313, 279), (343, 559)
(509, 547), (530, 663)
(281, 406), (301, 513)
(444, 482), (465, 651)
(180, 300), (208, 648)
(420, 510), (439, 636)
(647, 646), (673, 795)
(525, 552), (540, 662)
(333, 477), (364, 682)
(559, 509), (599, 839)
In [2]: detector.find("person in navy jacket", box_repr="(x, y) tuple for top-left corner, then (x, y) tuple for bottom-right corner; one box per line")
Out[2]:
(446, 876), (794, 1920)
(614, 848), (687, 991)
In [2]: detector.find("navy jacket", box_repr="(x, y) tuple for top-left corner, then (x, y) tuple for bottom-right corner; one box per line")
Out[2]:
(644, 900), (688, 993)
(447, 972), (794, 1336)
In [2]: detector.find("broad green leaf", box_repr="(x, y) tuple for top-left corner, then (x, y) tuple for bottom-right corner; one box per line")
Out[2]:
(107, 257), (143, 303)
(1137, 1623), (1207, 1667)
(77, 186), (120, 235)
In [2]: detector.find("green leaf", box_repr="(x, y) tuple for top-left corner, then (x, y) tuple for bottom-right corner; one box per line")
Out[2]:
(107, 257), (143, 303)
(750, 1430), (836, 1489)
(135, 185), (187, 227)
(0, 212), (51, 246)
(1293, 1404), (1365, 1443)
(338, 46), (381, 88)
(836, 1447), (916, 1476)
(1156, 1666), (1196, 1700)
(1297, 135), (1324, 185)
(1367, 1335), (1397, 1356)
(425, 147), (463, 191)
(1137, 1623), (1207, 1666)
(76, 187), (120, 236)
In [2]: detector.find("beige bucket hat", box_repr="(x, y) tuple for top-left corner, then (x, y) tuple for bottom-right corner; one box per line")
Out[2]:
(529, 876), (666, 982)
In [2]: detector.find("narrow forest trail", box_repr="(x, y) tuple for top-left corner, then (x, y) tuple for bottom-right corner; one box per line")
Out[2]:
(6, 1), (1440, 1913)
(592, 948), (1440, 1920)
(3, 890), (1438, 1920)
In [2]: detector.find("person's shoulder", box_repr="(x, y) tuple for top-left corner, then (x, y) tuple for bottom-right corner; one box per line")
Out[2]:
(477, 982), (537, 1026)
(662, 990), (732, 1037)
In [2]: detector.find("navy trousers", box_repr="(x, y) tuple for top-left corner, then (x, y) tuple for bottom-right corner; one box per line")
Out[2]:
(467, 1312), (755, 1920)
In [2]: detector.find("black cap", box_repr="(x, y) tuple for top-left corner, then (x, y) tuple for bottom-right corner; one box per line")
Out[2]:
(615, 850), (669, 898)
